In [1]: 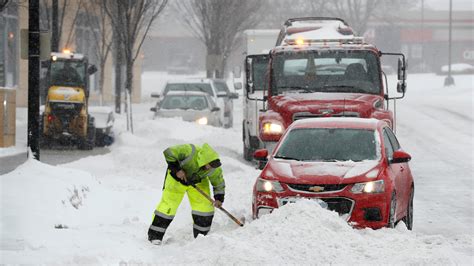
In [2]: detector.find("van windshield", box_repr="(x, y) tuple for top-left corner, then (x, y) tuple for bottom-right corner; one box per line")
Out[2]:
(271, 50), (382, 95)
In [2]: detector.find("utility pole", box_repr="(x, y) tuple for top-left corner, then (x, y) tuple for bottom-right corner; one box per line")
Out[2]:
(51, 0), (59, 52)
(28, 0), (40, 160)
(444, 0), (455, 86)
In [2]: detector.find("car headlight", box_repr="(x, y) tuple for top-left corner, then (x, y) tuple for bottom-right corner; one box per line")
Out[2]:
(256, 178), (284, 192)
(262, 122), (283, 134)
(351, 180), (384, 194)
(196, 117), (208, 125)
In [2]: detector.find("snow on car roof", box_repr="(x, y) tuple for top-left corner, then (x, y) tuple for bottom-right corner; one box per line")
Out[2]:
(89, 106), (113, 114)
(164, 91), (209, 96)
(291, 117), (382, 130)
(166, 78), (226, 84)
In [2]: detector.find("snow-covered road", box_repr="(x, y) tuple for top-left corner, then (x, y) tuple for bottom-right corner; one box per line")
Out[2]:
(0, 73), (472, 265)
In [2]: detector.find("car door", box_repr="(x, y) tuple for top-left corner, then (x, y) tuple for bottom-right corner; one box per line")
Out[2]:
(385, 127), (409, 212)
(382, 128), (406, 219)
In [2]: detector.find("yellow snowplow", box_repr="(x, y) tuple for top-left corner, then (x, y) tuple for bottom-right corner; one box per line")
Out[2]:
(40, 51), (97, 149)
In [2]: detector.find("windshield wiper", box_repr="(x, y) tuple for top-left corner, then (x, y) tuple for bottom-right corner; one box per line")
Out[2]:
(278, 86), (314, 93)
(273, 155), (302, 161)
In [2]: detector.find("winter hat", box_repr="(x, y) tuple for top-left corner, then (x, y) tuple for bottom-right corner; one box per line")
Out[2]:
(197, 143), (220, 168)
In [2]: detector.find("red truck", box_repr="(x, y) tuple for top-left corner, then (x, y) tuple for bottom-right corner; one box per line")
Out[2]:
(243, 17), (407, 161)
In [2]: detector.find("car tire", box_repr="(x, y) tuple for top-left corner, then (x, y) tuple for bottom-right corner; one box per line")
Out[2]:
(388, 191), (397, 228)
(403, 187), (414, 230)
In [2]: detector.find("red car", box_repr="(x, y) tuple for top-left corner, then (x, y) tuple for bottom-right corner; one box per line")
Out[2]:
(252, 117), (414, 230)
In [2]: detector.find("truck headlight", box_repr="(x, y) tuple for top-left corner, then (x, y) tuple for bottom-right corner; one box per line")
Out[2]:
(262, 122), (283, 134)
(256, 178), (284, 192)
(351, 180), (385, 194)
(196, 117), (208, 125)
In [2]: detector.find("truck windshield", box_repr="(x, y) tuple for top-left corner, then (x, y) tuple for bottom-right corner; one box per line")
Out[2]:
(271, 50), (382, 95)
(50, 60), (86, 87)
(275, 128), (379, 162)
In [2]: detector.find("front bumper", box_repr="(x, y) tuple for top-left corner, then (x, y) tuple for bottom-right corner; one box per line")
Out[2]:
(253, 185), (391, 229)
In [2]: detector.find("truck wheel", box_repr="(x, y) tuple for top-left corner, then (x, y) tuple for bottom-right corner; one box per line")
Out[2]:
(78, 118), (96, 150)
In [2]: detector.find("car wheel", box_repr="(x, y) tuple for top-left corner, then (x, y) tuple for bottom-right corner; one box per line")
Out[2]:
(403, 187), (414, 230)
(387, 192), (397, 228)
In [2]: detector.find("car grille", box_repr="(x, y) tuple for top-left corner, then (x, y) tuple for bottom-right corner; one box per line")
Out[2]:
(279, 197), (354, 216)
(287, 183), (347, 193)
(293, 111), (359, 121)
(320, 197), (353, 215)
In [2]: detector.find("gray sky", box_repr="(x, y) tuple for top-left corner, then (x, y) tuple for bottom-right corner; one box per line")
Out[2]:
(421, 0), (473, 10)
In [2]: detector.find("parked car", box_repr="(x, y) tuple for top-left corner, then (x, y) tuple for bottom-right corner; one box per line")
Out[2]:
(89, 106), (115, 147)
(150, 91), (221, 126)
(153, 79), (239, 128)
(252, 117), (414, 230)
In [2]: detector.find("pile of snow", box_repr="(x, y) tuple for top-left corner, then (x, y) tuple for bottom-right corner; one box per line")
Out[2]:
(440, 63), (474, 74)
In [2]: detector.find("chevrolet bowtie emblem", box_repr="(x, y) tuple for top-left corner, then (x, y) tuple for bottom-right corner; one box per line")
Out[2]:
(320, 109), (334, 116)
(308, 185), (325, 192)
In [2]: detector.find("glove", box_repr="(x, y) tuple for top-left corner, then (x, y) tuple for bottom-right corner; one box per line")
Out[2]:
(214, 194), (224, 203)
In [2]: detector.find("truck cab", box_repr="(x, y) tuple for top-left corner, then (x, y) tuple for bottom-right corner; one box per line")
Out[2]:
(243, 17), (407, 160)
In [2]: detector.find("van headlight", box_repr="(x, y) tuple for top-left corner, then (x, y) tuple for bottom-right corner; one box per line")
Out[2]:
(196, 117), (208, 125)
(256, 178), (284, 192)
(351, 180), (385, 194)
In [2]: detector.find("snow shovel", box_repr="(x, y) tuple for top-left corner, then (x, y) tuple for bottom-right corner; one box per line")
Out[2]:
(191, 184), (244, 227)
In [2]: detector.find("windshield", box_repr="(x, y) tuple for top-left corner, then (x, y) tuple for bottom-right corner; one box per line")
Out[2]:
(271, 50), (381, 95)
(275, 128), (378, 162)
(164, 83), (214, 96)
(161, 95), (209, 110)
(50, 60), (86, 87)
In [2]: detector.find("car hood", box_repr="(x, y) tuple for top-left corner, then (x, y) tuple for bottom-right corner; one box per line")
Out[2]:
(157, 109), (212, 121)
(263, 159), (380, 184)
(270, 92), (381, 116)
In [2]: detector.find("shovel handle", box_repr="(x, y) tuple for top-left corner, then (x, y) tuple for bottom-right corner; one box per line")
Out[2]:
(191, 184), (244, 227)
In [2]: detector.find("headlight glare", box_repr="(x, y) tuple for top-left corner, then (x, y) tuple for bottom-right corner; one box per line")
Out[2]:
(351, 180), (384, 194)
(262, 122), (283, 134)
(256, 178), (284, 192)
(196, 117), (208, 125)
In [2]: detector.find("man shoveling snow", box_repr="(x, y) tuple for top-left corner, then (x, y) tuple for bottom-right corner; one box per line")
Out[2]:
(147, 143), (225, 245)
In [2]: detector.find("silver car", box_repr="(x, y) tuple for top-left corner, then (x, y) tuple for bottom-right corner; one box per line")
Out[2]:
(150, 91), (221, 126)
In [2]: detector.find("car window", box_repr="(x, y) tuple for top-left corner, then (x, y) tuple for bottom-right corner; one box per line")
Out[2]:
(164, 83), (214, 97)
(214, 82), (229, 94)
(160, 95), (209, 110)
(382, 129), (394, 161)
(275, 128), (378, 162)
(385, 127), (401, 151)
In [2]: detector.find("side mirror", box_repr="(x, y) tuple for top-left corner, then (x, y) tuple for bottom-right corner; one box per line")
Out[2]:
(254, 149), (268, 170)
(397, 58), (406, 81)
(233, 66), (242, 79)
(391, 150), (411, 164)
(229, 92), (239, 99)
(397, 81), (407, 93)
(150, 107), (157, 112)
(150, 92), (161, 98)
(253, 149), (268, 160)
(88, 65), (98, 75)
(234, 82), (242, 90)
(211, 107), (220, 112)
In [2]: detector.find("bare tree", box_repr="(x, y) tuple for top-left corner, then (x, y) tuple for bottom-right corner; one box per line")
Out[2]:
(175, 0), (263, 78)
(0, 0), (10, 12)
(309, 0), (416, 35)
(104, 0), (168, 129)
(83, 0), (113, 105)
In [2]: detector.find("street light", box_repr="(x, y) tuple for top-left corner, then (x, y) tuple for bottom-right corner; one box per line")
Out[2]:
(444, 0), (455, 86)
